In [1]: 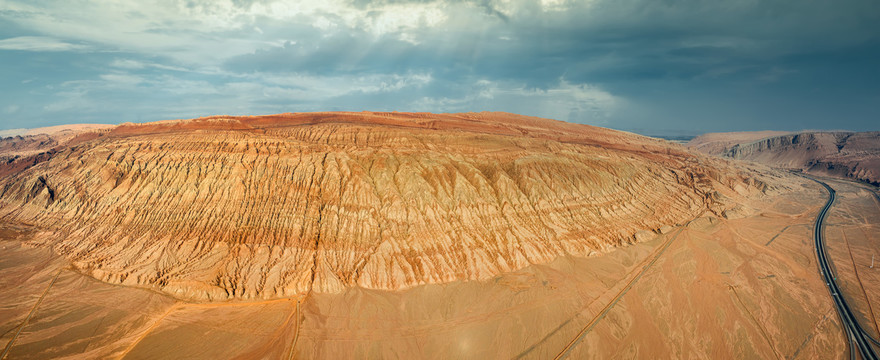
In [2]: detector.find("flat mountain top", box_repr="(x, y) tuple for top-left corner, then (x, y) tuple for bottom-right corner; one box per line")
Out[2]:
(688, 130), (880, 185)
(686, 130), (793, 154)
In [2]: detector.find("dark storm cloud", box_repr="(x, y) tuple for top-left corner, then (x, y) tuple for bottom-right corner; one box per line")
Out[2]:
(0, 0), (878, 133)
(226, 0), (878, 84)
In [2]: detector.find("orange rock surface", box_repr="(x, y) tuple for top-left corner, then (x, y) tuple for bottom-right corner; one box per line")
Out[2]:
(0, 112), (767, 301)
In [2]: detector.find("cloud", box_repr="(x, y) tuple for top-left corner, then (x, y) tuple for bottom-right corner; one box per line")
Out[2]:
(1, 0), (879, 132)
(410, 78), (622, 123)
(109, 58), (192, 72)
(0, 0), (454, 64)
(0, 36), (90, 52)
(38, 68), (436, 118)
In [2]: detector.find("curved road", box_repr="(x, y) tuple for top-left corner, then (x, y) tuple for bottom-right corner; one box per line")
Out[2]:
(809, 177), (878, 360)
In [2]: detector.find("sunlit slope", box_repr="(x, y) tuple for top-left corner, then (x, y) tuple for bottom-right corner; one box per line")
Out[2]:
(0, 112), (768, 300)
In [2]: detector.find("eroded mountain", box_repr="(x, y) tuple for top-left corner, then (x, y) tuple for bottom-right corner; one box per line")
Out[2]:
(688, 131), (880, 185)
(0, 112), (770, 301)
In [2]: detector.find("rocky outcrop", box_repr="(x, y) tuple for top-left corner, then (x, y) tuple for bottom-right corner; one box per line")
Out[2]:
(0, 112), (765, 301)
(686, 131), (791, 155)
(724, 132), (844, 165)
(689, 131), (880, 185)
(0, 124), (112, 178)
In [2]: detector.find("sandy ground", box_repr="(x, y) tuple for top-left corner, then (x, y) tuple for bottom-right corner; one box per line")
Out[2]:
(820, 178), (880, 340)
(2, 178), (877, 359)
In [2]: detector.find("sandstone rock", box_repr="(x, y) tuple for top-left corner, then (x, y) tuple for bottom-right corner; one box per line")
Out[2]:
(686, 216), (717, 230)
(0, 112), (763, 301)
(633, 230), (656, 242)
(688, 131), (880, 185)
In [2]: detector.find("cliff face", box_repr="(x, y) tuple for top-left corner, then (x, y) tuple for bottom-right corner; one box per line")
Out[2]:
(724, 132), (844, 164)
(689, 131), (880, 185)
(0, 112), (764, 301)
(686, 131), (791, 155)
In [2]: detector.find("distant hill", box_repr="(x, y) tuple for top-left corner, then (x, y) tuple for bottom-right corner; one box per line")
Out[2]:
(688, 130), (880, 185)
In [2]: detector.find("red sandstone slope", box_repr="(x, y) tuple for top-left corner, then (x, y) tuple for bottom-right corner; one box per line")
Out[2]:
(0, 112), (769, 301)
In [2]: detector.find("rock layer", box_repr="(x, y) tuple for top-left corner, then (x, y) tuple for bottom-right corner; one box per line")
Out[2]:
(686, 130), (791, 155)
(688, 131), (880, 185)
(0, 112), (763, 301)
(0, 124), (112, 178)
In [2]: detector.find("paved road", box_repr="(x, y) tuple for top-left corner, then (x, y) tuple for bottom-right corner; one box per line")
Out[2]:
(808, 177), (878, 360)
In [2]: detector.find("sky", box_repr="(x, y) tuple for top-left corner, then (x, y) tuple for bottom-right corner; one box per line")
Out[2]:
(0, 0), (878, 135)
